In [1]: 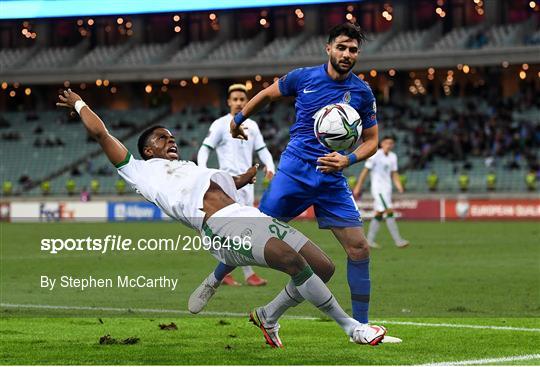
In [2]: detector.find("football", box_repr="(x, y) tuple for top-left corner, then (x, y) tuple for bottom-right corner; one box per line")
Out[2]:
(313, 103), (362, 151)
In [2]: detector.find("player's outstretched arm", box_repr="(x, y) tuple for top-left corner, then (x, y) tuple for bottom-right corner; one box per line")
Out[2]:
(353, 168), (369, 198)
(317, 125), (379, 173)
(230, 81), (283, 140)
(197, 145), (211, 167)
(233, 164), (259, 189)
(253, 125), (276, 180)
(392, 171), (404, 193)
(57, 89), (128, 166)
(351, 124), (379, 163)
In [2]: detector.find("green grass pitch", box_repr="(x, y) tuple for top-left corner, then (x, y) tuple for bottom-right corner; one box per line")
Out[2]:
(1, 221), (539, 365)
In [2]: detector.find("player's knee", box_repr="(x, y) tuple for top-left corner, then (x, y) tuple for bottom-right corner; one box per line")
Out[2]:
(344, 238), (370, 260)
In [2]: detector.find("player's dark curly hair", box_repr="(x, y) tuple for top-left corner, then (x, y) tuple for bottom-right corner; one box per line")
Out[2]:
(138, 125), (166, 160)
(327, 22), (366, 46)
(380, 135), (397, 144)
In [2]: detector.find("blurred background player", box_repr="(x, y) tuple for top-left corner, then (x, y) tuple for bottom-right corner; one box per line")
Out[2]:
(353, 136), (409, 249)
(198, 83), (276, 286)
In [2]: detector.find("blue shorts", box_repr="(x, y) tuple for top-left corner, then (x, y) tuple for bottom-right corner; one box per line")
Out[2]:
(259, 150), (362, 229)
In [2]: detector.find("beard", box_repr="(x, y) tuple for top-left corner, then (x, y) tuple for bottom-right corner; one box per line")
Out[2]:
(330, 55), (355, 74)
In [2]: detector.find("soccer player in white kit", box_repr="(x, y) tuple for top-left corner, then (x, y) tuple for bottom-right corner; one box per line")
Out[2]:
(198, 84), (276, 286)
(57, 89), (388, 348)
(353, 136), (409, 248)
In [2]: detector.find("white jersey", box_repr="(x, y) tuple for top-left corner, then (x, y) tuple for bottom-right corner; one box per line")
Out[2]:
(201, 114), (267, 176)
(365, 149), (398, 195)
(117, 153), (238, 231)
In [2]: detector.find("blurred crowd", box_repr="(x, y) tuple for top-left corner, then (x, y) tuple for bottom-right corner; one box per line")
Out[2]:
(2, 86), (539, 195)
(379, 90), (539, 173)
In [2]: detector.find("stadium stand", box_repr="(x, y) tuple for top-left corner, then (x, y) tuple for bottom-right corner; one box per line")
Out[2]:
(1, 7), (538, 196)
(379, 24), (441, 53)
(4, 87), (536, 196)
(362, 32), (393, 54)
(432, 25), (483, 50)
(0, 19), (538, 72)
(168, 40), (220, 63)
(206, 34), (265, 61)
(76, 43), (133, 68)
(0, 108), (168, 195)
(255, 33), (309, 59)
(21, 42), (88, 69)
(525, 28), (540, 45)
(117, 37), (180, 65)
(294, 35), (327, 57)
(483, 18), (536, 48)
(0, 47), (35, 70)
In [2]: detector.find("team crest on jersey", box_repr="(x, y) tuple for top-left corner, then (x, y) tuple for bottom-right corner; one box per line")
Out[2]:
(342, 91), (351, 104)
(241, 228), (253, 239)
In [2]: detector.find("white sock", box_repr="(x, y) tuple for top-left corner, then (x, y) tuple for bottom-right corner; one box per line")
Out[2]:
(294, 268), (359, 336)
(242, 266), (255, 279)
(262, 281), (304, 325)
(367, 218), (381, 244)
(206, 272), (220, 288)
(386, 216), (403, 244)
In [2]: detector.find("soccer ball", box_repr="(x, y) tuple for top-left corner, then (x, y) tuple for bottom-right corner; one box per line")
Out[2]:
(314, 103), (362, 151)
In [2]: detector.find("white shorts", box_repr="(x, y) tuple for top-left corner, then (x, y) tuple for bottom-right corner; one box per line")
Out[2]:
(202, 203), (308, 267)
(372, 191), (392, 212)
(236, 185), (254, 206)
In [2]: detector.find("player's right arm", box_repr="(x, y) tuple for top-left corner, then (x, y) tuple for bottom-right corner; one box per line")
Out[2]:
(353, 168), (370, 198)
(230, 68), (303, 139)
(230, 81), (283, 140)
(56, 89), (128, 166)
(197, 120), (223, 167)
(391, 155), (403, 193)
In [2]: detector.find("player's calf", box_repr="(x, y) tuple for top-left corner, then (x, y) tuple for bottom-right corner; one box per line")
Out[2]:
(262, 238), (372, 339)
(298, 240), (335, 283)
(264, 237), (308, 277)
(332, 226), (371, 324)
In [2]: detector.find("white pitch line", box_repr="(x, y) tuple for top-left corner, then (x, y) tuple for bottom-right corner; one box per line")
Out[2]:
(0, 303), (316, 320)
(421, 353), (540, 366)
(1, 303), (539, 332)
(374, 319), (540, 332)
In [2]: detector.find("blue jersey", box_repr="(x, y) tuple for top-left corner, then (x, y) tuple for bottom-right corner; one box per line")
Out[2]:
(278, 64), (378, 164)
(259, 64), (376, 228)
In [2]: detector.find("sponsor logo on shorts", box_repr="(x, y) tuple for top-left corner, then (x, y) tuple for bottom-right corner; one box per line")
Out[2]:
(241, 228), (253, 239)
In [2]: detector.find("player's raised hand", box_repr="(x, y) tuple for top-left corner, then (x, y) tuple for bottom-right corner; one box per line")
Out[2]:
(233, 164), (259, 189)
(317, 152), (349, 173)
(264, 167), (274, 181)
(56, 89), (82, 109)
(230, 119), (248, 140)
(245, 163), (259, 184)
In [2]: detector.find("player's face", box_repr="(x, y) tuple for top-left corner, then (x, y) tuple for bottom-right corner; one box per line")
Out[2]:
(227, 91), (248, 114)
(144, 128), (179, 160)
(326, 35), (359, 74)
(381, 139), (395, 153)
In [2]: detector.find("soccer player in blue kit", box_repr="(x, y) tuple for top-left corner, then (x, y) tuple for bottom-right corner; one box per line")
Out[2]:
(189, 22), (400, 345)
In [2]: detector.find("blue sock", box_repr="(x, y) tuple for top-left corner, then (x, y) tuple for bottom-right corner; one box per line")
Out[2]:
(213, 262), (236, 281)
(347, 257), (370, 323)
